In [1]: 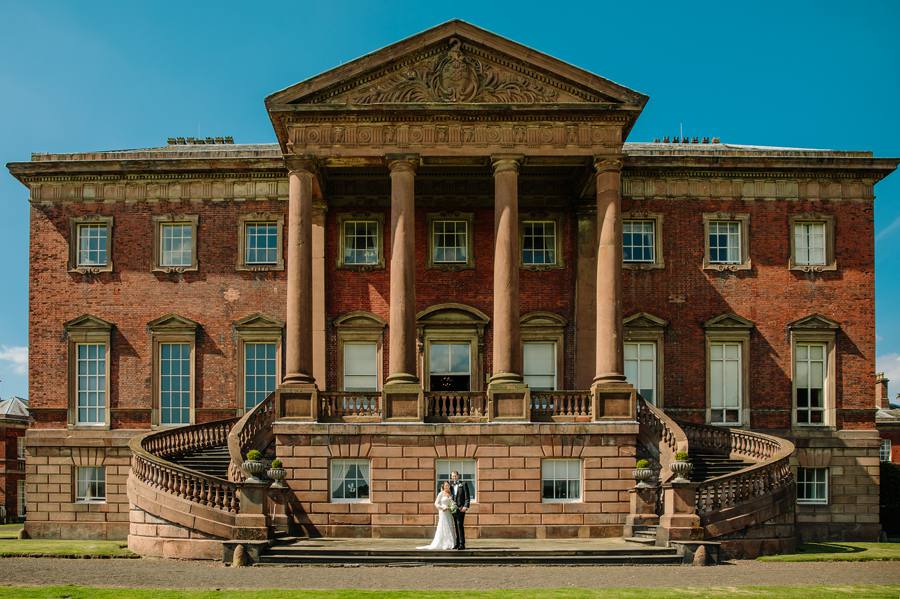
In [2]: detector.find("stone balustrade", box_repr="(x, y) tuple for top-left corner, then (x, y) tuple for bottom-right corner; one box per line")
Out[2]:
(530, 390), (592, 421)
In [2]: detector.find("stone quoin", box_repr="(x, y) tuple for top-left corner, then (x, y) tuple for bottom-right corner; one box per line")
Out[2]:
(6, 20), (898, 560)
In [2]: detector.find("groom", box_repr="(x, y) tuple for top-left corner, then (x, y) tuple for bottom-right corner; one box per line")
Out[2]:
(449, 470), (470, 550)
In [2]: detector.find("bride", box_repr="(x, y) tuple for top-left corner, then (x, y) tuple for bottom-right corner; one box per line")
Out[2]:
(417, 480), (456, 550)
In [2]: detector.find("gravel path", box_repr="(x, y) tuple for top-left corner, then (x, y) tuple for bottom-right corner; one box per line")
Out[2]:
(0, 558), (899, 589)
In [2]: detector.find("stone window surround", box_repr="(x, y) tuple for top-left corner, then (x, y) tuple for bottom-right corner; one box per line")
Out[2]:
(336, 212), (385, 270)
(788, 213), (837, 272)
(416, 303), (488, 391)
(234, 313), (284, 415)
(789, 314), (839, 430)
(622, 212), (665, 270)
(703, 313), (754, 427)
(702, 212), (751, 272)
(236, 212), (285, 272)
(426, 211), (475, 270)
(623, 312), (668, 408)
(520, 311), (567, 390)
(68, 215), (114, 274)
(519, 213), (564, 270)
(149, 314), (199, 427)
(152, 214), (199, 273)
(333, 311), (386, 391)
(64, 314), (113, 430)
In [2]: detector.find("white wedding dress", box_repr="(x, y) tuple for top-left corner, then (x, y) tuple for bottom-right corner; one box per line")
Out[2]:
(417, 492), (456, 550)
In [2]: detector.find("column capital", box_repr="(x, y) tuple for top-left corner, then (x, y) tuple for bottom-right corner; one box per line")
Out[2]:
(593, 156), (624, 174)
(285, 156), (320, 176)
(491, 154), (524, 175)
(386, 154), (420, 173)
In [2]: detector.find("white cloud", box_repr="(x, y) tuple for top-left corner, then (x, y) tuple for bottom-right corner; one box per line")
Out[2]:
(0, 345), (27, 376)
(876, 215), (900, 243)
(878, 353), (900, 387)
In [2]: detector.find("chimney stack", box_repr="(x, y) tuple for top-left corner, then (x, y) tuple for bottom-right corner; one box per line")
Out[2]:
(876, 372), (890, 409)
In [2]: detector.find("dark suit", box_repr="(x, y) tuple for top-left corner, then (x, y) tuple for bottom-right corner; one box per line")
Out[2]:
(451, 479), (470, 549)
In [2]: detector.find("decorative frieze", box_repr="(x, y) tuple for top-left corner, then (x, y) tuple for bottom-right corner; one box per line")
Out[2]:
(623, 176), (873, 201)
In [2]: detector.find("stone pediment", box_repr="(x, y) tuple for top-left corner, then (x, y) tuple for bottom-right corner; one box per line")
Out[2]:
(334, 311), (387, 329)
(234, 312), (285, 331)
(64, 314), (114, 333)
(788, 314), (840, 330)
(417, 303), (490, 325)
(623, 312), (668, 329)
(267, 21), (646, 108)
(148, 313), (200, 333)
(703, 313), (754, 330)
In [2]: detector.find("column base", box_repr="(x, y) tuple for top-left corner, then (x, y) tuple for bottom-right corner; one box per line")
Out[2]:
(624, 485), (660, 537)
(275, 383), (318, 421)
(590, 381), (636, 420)
(382, 382), (423, 422)
(385, 372), (419, 385)
(487, 382), (530, 421)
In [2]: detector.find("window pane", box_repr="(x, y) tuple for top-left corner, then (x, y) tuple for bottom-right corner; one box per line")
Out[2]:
(160, 223), (193, 267)
(343, 342), (377, 391)
(76, 343), (106, 424)
(708, 221), (741, 264)
(524, 342), (556, 390)
(77, 223), (109, 267)
(245, 222), (278, 264)
(433, 220), (468, 263)
(343, 220), (379, 265)
(330, 460), (370, 502)
(622, 220), (655, 263)
(624, 342), (656, 405)
(541, 459), (581, 502)
(522, 221), (557, 265)
(244, 342), (277, 409)
(160, 342), (191, 424)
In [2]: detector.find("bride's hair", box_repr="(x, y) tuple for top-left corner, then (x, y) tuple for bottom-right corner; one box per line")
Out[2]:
(441, 480), (451, 492)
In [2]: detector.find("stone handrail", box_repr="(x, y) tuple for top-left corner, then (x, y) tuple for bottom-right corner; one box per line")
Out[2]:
(320, 391), (382, 420)
(530, 390), (592, 420)
(636, 397), (689, 484)
(680, 422), (795, 517)
(227, 394), (276, 482)
(426, 391), (487, 420)
(130, 421), (241, 514)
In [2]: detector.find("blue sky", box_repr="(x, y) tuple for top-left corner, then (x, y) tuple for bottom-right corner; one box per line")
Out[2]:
(1, 0), (898, 399)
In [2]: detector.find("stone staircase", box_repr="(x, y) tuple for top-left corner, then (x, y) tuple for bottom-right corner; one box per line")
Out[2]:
(169, 446), (231, 479)
(689, 452), (753, 482)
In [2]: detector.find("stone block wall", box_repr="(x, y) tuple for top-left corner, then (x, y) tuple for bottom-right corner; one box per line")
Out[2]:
(128, 506), (223, 560)
(23, 429), (133, 540)
(274, 422), (637, 539)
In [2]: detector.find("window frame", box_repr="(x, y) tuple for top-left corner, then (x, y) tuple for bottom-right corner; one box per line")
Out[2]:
(622, 213), (665, 270)
(789, 315), (838, 430)
(623, 312), (668, 408)
(519, 214), (564, 270)
(796, 466), (829, 505)
(329, 458), (371, 503)
(68, 216), (114, 274)
(881, 439), (892, 463)
(152, 214), (199, 273)
(149, 314), (199, 427)
(74, 466), (107, 504)
(704, 313), (753, 427)
(334, 311), (386, 392)
(541, 458), (582, 504)
(702, 213), (751, 271)
(435, 458), (477, 502)
(520, 311), (567, 391)
(236, 213), (284, 271)
(234, 313), (283, 415)
(789, 214), (836, 272)
(336, 212), (385, 270)
(426, 212), (475, 270)
(416, 304), (488, 392)
(64, 314), (113, 430)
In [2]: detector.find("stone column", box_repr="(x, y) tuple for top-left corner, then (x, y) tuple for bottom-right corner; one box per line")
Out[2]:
(591, 157), (635, 420)
(490, 155), (523, 385)
(386, 157), (419, 385)
(383, 156), (423, 421)
(276, 160), (318, 420)
(593, 157), (626, 385)
(283, 164), (316, 386)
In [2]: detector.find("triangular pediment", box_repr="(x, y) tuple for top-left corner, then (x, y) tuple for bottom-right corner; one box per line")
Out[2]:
(623, 312), (668, 329)
(148, 313), (200, 332)
(234, 312), (285, 331)
(266, 21), (646, 108)
(64, 313), (114, 332)
(704, 313), (755, 330)
(788, 314), (840, 330)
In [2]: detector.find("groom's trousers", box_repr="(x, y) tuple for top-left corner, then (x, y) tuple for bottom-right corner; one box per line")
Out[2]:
(452, 511), (466, 549)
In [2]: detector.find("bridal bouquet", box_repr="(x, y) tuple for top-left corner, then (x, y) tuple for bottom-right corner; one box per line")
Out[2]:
(448, 499), (458, 514)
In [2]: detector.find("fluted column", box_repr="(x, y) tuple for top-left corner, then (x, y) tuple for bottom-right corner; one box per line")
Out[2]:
(283, 163), (316, 386)
(490, 155), (523, 384)
(386, 157), (419, 385)
(593, 157), (626, 385)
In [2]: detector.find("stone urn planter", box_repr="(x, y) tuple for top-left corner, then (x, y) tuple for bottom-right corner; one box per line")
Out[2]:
(242, 450), (267, 483)
(671, 453), (693, 484)
(267, 459), (287, 488)
(633, 459), (656, 488)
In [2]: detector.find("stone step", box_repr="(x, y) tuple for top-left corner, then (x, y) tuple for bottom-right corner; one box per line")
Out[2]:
(258, 549), (682, 566)
(623, 536), (657, 546)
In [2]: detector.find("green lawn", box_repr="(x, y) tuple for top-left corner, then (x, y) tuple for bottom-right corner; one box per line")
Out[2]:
(0, 587), (899, 599)
(758, 542), (900, 562)
(0, 538), (134, 558)
(0, 523), (23, 539)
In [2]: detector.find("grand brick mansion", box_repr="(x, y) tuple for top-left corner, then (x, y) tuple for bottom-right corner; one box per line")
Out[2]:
(7, 21), (898, 561)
